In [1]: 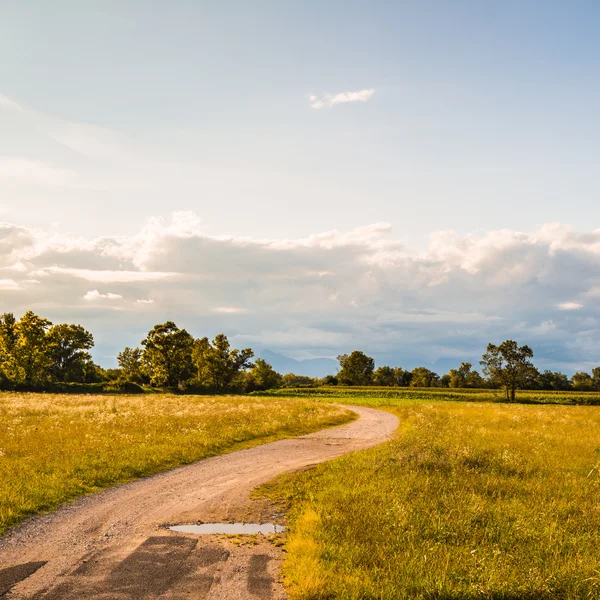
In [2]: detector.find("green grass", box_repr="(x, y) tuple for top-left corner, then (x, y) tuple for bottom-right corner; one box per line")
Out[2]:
(253, 386), (600, 405)
(0, 392), (353, 536)
(261, 397), (600, 599)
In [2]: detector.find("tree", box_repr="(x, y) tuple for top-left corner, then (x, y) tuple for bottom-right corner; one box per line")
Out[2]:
(117, 347), (143, 381)
(571, 371), (594, 391)
(536, 370), (571, 391)
(46, 324), (94, 382)
(465, 370), (486, 388)
(592, 367), (600, 391)
(245, 358), (282, 392)
(480, 340), (537, 401)
(0, 313), (18, 386)
(337, 351), (375, 386)
(11, 311), (53, 385)
(373, 365), (396, 386)
(281, 373), (317, 388)
(448, 362), (472, 388)
(141, 322), (194, 388)
(191, 334), (254, 391)
(410, 367), (439, 387)
(394, 367), (412, 386)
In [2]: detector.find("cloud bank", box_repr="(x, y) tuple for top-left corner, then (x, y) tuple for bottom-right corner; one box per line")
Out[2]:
(309, 89), (375, 109)
(1, 212), (599, 372)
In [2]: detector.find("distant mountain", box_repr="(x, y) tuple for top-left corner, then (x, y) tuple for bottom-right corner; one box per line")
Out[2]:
(259, 350), (339, 378)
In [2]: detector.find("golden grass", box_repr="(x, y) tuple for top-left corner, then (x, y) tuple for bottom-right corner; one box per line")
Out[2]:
(262, 400), (600, 599)
(0, 392), (352, 536)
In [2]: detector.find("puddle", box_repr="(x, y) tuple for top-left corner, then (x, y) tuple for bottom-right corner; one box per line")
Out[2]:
(169, 522), (286, 535)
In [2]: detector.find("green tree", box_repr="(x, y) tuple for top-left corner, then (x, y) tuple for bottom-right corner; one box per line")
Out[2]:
(571, 371), (594, 391)
(592, 367), (600, 391)
(46, 324), (94, 382)
(141, 322), (194, 388)
(117, 347), (143, 382)
(245, 358), (282, 391)
(465, 370), (486, 388)
(373, 365), (396, 386)
(191, 334), (254, 391)
(448, 362), (472, 388)
(337, 351), (375, 386)
(281, 373), (317, 388)
(410, 367), (439, 387)
(12, 311), (53, 385)
(480, 340), (537, 401)
(394, 367), (412, 386)
(536, 370), (571, 391)
(0, 313), (18, 386)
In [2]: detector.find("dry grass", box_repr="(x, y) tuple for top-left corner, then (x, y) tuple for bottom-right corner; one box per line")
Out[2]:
(0, 392), (352, 536)
(262, 400), (600, 599)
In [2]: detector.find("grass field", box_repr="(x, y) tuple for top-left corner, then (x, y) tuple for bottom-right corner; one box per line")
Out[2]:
(253, 386), (600, 405)
(261, 395), (600, 599)
(0, 392), (353, 536)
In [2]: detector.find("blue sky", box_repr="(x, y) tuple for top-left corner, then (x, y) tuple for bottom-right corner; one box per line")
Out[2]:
(1, 1), (600, 372)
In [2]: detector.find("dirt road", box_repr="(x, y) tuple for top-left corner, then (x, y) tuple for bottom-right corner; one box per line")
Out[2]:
(0, 405), (398, 599)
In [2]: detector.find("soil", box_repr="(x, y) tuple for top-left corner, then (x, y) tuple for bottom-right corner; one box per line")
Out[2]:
(0, 405), (398, 599)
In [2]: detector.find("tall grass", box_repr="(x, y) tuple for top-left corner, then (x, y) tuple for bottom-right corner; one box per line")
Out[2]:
(262, 400), (600, 599)
(0, 392), (352, 536)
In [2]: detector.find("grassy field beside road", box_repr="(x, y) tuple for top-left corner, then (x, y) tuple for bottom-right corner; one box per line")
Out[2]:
(261, 397), (600, 599)
(253, 385), (600, 405)
(0, 392), (353, 536)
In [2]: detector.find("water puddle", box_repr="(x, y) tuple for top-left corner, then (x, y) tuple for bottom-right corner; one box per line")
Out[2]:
(169, 522), (286, 535)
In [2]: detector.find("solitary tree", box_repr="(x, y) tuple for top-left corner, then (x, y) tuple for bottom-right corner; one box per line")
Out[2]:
(337, 351), (375, 386)
(141, 322), (194, 388)
(480, 340), (536, 401)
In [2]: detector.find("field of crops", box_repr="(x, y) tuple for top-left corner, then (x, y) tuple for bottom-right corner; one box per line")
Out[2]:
(261, 395), (600, 599)
(0, 392), (352, 536)
(254, 385), (600, 405)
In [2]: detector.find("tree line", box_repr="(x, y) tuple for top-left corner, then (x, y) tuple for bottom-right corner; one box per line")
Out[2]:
(1, 311), (599, 398)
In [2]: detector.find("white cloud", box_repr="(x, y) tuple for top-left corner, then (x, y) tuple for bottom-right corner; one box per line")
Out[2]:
(558, 302), (583, 311)
(1, 213), (600, 371)
(0, 279), (21, 290)
(83, 290), (123, 301)
(309, 89), (375, 110)
(213, 306), (249, 314)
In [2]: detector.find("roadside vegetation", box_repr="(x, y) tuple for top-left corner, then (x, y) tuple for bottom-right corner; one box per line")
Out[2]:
(2, 311), (599, 400)
(262, 398), (600, 599)
(0, 392), (352, 536)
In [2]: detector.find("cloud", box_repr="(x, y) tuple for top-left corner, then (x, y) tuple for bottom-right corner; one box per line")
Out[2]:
(83, 290), (123, 301)
(1, 213), (600, 372)
(558, 302), (583, 311)
(0, 279), (21, 290)
(309, 89), (375, 110)
(213, 306), (249, 314)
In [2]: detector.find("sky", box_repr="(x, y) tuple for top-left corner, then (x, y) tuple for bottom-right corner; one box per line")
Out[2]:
(1, 1), (600, 372)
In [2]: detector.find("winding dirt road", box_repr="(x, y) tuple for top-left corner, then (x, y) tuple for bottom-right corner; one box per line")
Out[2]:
(0, 405), (398, 599)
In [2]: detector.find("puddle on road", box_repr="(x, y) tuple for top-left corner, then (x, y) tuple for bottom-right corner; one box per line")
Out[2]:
(169, 522), (286, 535)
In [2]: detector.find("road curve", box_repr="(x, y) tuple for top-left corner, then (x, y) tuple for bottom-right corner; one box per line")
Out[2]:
(0, 405), (398, 600)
